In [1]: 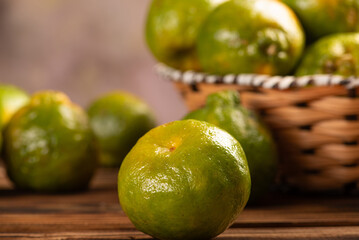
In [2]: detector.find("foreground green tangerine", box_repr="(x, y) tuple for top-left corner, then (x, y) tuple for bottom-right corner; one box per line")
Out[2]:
(118, 119), (251, 240)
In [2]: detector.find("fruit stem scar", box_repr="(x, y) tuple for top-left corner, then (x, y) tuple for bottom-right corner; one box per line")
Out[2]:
(169, 147), (176, 152)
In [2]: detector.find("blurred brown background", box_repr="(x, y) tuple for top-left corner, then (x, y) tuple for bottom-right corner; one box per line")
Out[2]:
(0, 0), (186, 124)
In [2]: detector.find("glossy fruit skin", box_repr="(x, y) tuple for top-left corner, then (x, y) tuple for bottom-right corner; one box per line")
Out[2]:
(197, 0), (305, 75)
(145, 0), (227, 71)
(282, 0), (359, 41)
(87, 92), (156, 167)
(296, 33), (359, 77)
(184, 91), (278, 202)
(4, 91), (97, 192)
(118, 119), (251, 240)
(0, 84), (29, 128)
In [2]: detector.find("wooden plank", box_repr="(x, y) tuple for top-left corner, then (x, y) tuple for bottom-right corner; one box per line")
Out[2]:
(220, 227), (359, 240)
(0, 231), (151, 240)
(2, 191), (359, 230)
(2, 165), (359, 239)
(1, 227), (359, 240)
(2, 205), (359, 234)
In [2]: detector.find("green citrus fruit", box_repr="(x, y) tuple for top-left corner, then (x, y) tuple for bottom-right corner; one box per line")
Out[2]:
(118, 119), (251, 240)
(145, 0), (227, 71)
(4, 91), (97, 192)
(282, 0), (359, 41)
(296, 33), (359, 77)
(0, 84), (29, 128)
(196, 0), (305, 75)
(184, 90), (278, 202)
(0, 84), (29, 153)
(87, 92), (156, 167)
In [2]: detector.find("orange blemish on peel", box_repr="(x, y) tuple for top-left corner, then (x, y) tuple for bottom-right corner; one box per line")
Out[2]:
(167, 136), (182, 153)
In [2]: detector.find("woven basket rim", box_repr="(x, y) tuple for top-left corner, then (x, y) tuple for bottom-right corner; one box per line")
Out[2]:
(156, 63), (359, 90)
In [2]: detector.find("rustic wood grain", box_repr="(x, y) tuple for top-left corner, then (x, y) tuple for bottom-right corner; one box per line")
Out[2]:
(1, 163), (359, 239)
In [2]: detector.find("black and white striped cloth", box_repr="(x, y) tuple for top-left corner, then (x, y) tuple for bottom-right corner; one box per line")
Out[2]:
(156, 63), (359, 90)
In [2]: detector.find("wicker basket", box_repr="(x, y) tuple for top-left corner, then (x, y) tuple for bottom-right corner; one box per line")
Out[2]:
(156, 63), (359, 192)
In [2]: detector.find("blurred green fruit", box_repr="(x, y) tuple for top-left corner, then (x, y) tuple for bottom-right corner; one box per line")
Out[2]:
(197, 0), (305, 75)
(282, 0), (359, 41)
(0, 84), (29, 152)
(87, 92), (156, 167)
(0, 84), (29, 128)
(4, 91), (97, 192)
(296, 33), (359, 77)
(184, 90), (278, 202)
(145, 0), (227, 71)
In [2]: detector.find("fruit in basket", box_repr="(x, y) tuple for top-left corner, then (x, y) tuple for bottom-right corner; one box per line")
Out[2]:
(296, 33), (359, 77)
(197, 0), (305, 75)
(4, 91), (97, 192)
(145, 0), (227, 71)
(184, 90), (278, 202)
(281, 0), (359, 41)
(87, 92), (156, 167)
(118, 119), (251, 240)
(0, 84), (29, 128)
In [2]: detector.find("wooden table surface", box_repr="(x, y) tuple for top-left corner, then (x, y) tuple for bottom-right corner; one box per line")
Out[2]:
(1, 165), (359, 240)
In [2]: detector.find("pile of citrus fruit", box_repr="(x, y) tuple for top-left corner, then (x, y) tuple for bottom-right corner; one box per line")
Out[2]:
(119, 0), (359, 239)
(0, 84), (258, 239)
(146, 0), (359, 77)
(0, 85), (156, 192)
(117, 89), (277, 239)
(3, 0), (359, 239)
